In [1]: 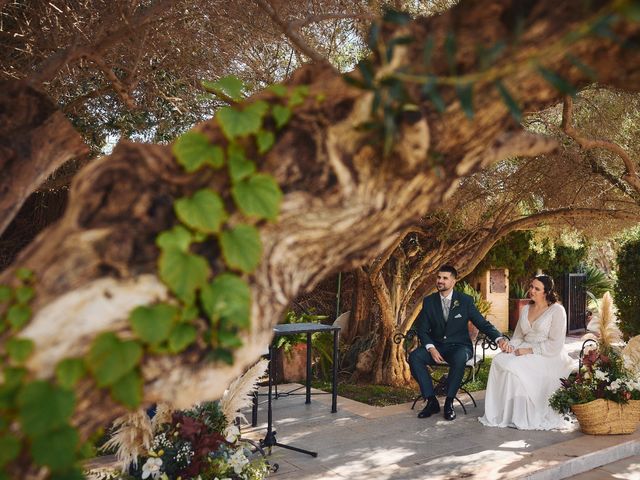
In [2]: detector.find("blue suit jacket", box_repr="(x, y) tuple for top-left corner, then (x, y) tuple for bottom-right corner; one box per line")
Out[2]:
(414, 290), (502, 356)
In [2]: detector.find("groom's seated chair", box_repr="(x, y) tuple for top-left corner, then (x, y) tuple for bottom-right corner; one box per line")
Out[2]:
(393, 329), (503, 414)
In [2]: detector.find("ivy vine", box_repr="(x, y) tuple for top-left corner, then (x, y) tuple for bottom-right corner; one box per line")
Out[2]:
(0, 76), (309, 478)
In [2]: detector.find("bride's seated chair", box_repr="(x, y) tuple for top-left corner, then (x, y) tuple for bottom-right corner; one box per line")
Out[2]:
(394, 328), (504, 414)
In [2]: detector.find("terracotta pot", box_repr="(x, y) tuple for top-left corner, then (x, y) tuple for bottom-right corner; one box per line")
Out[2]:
(275, 343), (307, 383)
(508, 299), (530, 331)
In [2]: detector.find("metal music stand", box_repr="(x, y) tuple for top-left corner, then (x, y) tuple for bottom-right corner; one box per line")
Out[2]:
(260, 343), (318, 457)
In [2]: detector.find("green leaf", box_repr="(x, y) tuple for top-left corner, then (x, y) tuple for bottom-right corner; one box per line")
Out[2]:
(267, 84), (287, 97)
(86, 333), (143, 387)
(7, 304), (30, 329)
(421, 77), (445, 112)
(456, 82), (474, 119)
(201, 76), (245, 101)
(444, 32), (457, 73)
(15, 268), (33, 282)
(288, 85), (309, 107)
(156, 225), (193, 252)
(31, 426), (78, 470)
(217, 101), (269, 140)
(0, 286), (12, 303)
(0, 434), (20, 467)
(110, 370), (142, 408)
(17, 381), (75, 436)
(383, 9), (410, 25)
(6, 338), (34, 364)
(130, 303), (178, 345)
(357, 60), (375, 88)
(218, 330), (243, 349)
(158, 248), (210, 304)
(232, 174), (282, 220)
(495, 80), (522, 122)
(367, 22), (380, 49)
(168, 324), (198, 353)
(537, 66), (577, 97)
(256, 130), (275, 154)
(219, 225), (262, 273)
(565, 54), (597, 81)
(179, 304), (199, 323)
(55, 359), (86, 389)
(201, 273), (251, 328)
(620, 2), (640, 21)
(14, 286), (34, 304)
(227, 143), (256, 182)
(173, 132), (225, 173)
(174, 189), (228, 234)
(271, 104), (292, 129)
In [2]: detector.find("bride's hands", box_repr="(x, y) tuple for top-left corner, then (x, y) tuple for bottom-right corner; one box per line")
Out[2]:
(514, 347), (533, 356)
(497, 338), (514, 353)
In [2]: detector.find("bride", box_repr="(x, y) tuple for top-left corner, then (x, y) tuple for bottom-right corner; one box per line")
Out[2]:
(479, 274), (574, 430)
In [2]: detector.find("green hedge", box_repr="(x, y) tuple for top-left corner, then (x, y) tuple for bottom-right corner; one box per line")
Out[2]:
(615, 238), (640, 340)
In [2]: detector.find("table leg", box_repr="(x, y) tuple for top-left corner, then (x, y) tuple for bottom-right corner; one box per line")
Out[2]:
(306, 332), (312, 404)
(332, 329), (339, 413)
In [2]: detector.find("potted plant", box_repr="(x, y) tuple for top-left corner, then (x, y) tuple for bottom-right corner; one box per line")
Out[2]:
(549, 292), (640, 435)
(274, 310), (328, 383)
(508, 281), (529, 332)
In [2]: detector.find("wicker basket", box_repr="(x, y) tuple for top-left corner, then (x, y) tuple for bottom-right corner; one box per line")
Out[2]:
(571, 399), (640, 435)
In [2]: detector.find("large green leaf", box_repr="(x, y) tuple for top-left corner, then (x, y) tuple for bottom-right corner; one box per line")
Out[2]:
(156, 225), (193, 252)
(0, 435), (21, 467)
(14, 286), (34, 304)
(15, 268), (34, 282)
(227, 144), (256, 182)
(110, 370), (142, 408)
(130, 303), (178, 345)
(17, 381), (75, 436)
(217, 101), (269, 139)
(174, 189), (228, 234)
(7, 304), (30, 329)
(55, 358), (86, 389)
(6, 338), (34, 364)
(219, 225), (262, 273)
(256, 130), (275, 154)
(168, 323), (198, 353)
(271, 105), (291, 129)
(31, 426), (78, 470)
(232, 174), (282, 220)
(86, 333), (142, 387)
(173, 132), (225, 172)
(0, 285), (11, 303)
(200, 273), (251, 328)
(288, 85), (309, 107)
(201, 76), (245, 101)
(158, 248), (210, 304)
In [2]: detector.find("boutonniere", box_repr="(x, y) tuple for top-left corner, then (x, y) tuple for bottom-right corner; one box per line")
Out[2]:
(452, 299), (460, 309)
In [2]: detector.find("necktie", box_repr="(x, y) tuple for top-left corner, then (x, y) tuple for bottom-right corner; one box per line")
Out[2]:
(442, 298), (450, 320)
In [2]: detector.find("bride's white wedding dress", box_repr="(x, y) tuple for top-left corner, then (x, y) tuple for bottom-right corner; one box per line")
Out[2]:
(479, 303), (574, 430)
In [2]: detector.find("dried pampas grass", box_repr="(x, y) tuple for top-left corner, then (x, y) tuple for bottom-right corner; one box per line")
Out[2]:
(582, 292), (622, 349)
(623, 335), (640, 377)
(100, 410), (153, 472)
(219, 358), (269, 425)
(151, 403), (173, 431)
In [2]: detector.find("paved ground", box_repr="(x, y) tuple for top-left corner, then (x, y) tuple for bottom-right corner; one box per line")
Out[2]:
(242, 335), (640, 480)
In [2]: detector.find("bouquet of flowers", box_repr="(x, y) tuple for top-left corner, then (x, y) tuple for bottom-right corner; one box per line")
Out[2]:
(87, 360), (272, 480)
(550, 293), (640, 415)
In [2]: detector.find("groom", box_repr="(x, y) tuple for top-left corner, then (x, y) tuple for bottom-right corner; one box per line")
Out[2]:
(409, 265), (508, 420)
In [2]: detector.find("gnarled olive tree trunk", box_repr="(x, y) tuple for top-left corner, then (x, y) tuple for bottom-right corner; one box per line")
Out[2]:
(1, 0), (639, 451)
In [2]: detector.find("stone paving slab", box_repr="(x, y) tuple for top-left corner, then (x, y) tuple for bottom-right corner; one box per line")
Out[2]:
(243, 382), (639, 480)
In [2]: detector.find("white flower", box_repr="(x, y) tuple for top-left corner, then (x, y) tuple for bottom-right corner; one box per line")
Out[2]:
(594, 369), (609, 381)
(228, 448), (249, 475)
(141, 457), (163, 479)
(607, 379), (622, 392)
(224, 424), (240, 443)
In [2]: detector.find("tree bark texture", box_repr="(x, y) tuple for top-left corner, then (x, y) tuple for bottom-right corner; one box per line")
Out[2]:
(1, 0), (640, 442)
(0, 82), (88, 236)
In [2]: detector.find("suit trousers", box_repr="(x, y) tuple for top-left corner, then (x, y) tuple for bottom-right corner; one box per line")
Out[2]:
(408, 343), (471, 399)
